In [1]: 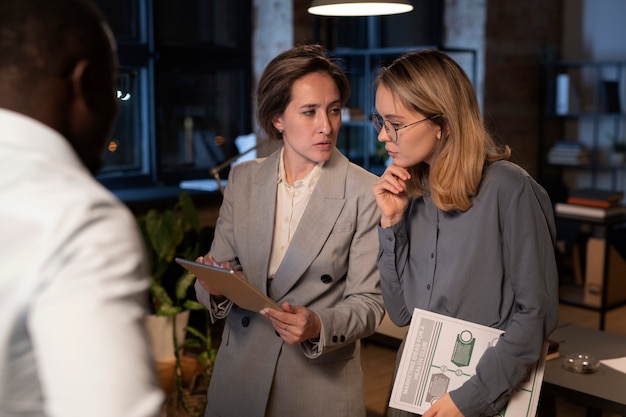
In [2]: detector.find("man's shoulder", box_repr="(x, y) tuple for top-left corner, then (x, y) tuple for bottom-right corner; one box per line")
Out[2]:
(35, 167), (133, 229)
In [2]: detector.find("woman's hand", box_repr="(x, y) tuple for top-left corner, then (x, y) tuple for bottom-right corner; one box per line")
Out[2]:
(422, 393), (464, 417)
(261, 302), (321, 344)
(195, 253), (227, 301)
(372, 164), (411, 227)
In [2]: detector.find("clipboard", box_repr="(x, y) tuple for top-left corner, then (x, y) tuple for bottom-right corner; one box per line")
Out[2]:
(175, 257), (282, 312)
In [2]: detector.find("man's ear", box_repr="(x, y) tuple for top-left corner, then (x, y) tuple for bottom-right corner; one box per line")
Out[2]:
(68, 59), (100, 112)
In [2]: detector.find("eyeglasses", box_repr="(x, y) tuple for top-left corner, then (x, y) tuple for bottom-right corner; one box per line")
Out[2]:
(371, 113), (440, 143)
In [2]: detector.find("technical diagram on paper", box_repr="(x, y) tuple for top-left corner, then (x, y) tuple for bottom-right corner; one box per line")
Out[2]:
(389, 308), (547, 417)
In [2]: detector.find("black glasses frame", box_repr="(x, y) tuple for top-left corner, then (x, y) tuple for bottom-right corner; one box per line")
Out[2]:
(371, 113), (440, 143)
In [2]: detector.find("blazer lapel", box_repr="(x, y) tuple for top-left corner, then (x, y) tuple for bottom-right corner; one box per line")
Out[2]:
(245, 152), (279, 295)
(269, 150), (348, 301)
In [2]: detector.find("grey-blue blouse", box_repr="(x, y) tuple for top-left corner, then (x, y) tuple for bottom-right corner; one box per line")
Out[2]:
(378, 160), (560, 416)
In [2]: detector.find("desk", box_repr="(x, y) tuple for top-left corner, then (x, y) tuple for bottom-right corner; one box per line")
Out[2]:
(540, 323), (626, 416)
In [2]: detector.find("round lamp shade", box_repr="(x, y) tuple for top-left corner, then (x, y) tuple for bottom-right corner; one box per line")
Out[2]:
(308, 0), (414, 16)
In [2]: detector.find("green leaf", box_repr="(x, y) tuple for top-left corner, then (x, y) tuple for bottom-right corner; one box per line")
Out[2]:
(175, 272), (196, 301)
(198, 351), (209, 365)
(185, 326), (207, 343)
(183, 300), (206, 310)
(150, 281), (174, 309)
(145, 210), (183, 262)
(179, 191), (201, 232)
(156, 304), (182, 316)
(152, 258), (170, 282)
(180, 243), (200, 262)
(180, 338), (202, 349)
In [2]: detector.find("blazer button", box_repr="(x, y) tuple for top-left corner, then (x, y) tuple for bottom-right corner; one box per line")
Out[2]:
(321, 274), (333, 284)
(332, 335), (338, 343)
(241, 316), (250, 327)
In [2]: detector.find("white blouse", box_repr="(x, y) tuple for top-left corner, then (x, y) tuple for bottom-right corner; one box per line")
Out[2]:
(268, 149), (323, 278)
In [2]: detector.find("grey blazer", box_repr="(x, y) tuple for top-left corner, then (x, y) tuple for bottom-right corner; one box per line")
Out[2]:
(196, 148), (384, 417)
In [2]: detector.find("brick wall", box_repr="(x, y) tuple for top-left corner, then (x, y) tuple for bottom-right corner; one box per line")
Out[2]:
(482, 0), (562, 177)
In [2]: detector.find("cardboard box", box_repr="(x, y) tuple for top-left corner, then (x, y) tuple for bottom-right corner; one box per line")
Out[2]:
(584, 237), (626, 307)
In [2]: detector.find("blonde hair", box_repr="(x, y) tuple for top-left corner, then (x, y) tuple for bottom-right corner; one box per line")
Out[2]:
(376, 49), (510, 212)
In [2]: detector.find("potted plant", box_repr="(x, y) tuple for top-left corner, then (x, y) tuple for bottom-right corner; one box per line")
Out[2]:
(137, 191), (216, 416)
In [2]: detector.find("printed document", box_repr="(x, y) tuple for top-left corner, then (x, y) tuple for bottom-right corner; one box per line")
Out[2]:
(389, 308), (547, 416)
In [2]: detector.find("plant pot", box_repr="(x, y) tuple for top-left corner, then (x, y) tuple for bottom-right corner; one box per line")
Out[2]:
(156, 355), (204, 394)
(164, 358), (208, 417)
(145, 310), (190, 362)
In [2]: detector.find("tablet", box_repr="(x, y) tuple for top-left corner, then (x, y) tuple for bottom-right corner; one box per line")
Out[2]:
(175, 257), (282, 312)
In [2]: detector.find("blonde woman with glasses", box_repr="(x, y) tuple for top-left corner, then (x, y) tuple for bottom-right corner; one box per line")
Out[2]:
(372, 49), (559, 417)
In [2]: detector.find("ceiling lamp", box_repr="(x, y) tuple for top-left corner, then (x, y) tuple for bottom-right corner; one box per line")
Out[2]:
(308, 0), (414, 17)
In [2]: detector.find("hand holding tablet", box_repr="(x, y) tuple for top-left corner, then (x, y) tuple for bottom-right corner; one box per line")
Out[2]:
(175, 257), (283, 312)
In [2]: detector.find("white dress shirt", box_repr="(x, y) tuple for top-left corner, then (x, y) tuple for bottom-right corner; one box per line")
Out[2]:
(268, 149), (323, 278)
(0, 109), (163, 417)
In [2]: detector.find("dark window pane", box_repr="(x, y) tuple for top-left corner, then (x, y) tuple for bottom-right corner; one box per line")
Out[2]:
(155, 69), (250, 182)
(380, 0), (443, 47)
(99, 68), (148, 176)
(155, 0), (245, 47)
(93, 0), (143, 42)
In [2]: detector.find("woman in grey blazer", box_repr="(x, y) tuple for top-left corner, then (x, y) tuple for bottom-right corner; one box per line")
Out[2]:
(195, 44), (385, 417)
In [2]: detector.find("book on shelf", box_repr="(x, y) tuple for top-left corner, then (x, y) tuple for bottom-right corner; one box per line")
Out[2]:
(569, 187), (624, 201)
(552, 140), (585, 147)
(566, 188), (625, 208)
(549, 141), (587, 151)
(555, 202), (626, 219)
(567, 197), (620, 208)
(547, 142), (590, 165)
(548, 156), (591, 166)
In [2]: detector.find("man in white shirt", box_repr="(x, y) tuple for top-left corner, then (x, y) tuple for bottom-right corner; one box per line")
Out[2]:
(0, 1), (164, 416)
